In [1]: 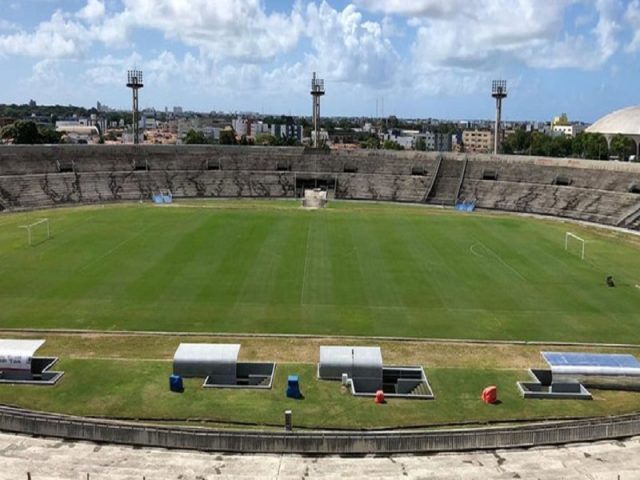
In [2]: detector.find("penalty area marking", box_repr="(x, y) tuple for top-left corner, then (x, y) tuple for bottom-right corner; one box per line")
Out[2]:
(469, 241), (527, 281)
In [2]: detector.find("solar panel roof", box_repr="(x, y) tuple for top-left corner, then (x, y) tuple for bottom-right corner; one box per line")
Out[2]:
(542, 352), (640, 369)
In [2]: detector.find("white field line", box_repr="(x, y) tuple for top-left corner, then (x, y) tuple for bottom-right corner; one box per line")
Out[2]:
(78, 224), (151, 271)
(469, 243), (483, 258)
(469, 241), (527, 281)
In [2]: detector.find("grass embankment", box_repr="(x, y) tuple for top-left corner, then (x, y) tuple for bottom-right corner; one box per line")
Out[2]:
(0, 334), (637, 429)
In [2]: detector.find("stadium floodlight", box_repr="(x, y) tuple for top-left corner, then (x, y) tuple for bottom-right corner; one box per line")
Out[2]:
(19, 218), (50, 246)
(565, 232), (585, 260)
(310, 72), (325, 148)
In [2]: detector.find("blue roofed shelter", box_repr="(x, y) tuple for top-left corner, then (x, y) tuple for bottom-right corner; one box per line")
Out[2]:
(518, 352), (640, 399)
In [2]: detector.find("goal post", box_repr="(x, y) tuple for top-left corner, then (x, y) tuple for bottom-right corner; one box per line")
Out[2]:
(565, 232), (585, 260)
(19, 218), (50, 246)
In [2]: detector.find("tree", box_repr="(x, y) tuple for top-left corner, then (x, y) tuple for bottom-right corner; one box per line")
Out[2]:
(503, 128), (531, 155)
(239, 134), (254, 145)
(572, 132), (608, 160)
(415, 137), (426, 151)
(219, 129), (237, 145)
(2, 121), (40, 144)
(1, 120), (61, 144)
(39, 126), (63, 144)
(382, 139), (404, 150)
(610, 135), (635, 161)
(359, 134), (380, 149)
(255, 133), (278, 146)
(182, 129), (211, 144)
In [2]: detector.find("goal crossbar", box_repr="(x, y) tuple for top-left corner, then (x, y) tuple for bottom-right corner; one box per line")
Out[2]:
(565, 232), (585, 260)
(19, 218), (50, 246)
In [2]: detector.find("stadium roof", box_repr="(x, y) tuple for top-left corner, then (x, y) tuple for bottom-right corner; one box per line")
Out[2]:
(585, 106), (640, 137)
(173, 343), (240, 378)
(318, 346), (383, 380)
(0, 339), (45, 357)
(174, 343), (239, 364)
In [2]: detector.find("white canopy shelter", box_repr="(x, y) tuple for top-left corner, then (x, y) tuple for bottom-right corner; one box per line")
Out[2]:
(0, 339), (45, 372)
(173, 343), (240, 382)
(318, 346), (383, 392)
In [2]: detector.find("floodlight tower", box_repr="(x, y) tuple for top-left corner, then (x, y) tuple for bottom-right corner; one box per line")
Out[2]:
(126, 70), (144, 145)
(491, 80), (507, 154)
(310, 72), (325, 148)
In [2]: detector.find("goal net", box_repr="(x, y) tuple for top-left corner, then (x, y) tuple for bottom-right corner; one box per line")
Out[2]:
(565, 232), (585, 260)
(19, 218), (51, 246)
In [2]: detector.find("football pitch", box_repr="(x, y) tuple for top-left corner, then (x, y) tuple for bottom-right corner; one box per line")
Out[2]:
(1, 199), (640, 344)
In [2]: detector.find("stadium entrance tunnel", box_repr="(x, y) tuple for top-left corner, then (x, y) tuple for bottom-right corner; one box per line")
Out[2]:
(0, 339), (64, 385)
(318, 346), (434, 400)
(295, 175), (335, 198)
(173, 343), (276, 389)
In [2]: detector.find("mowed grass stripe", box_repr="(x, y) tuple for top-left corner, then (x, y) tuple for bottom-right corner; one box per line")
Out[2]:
(1, 201), (640, 342)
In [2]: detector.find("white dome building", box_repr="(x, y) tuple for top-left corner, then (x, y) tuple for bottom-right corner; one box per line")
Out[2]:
(586, 106), (640, 158)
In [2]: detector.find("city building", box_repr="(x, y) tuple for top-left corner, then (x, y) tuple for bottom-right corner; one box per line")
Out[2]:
(422, 131), (452, 152)
(551, 124), (586, 137)
(551, 113), (586, 138)
(462, 129), (494, 153)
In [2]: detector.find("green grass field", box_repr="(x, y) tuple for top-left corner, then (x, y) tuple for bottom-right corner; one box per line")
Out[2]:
(1, 332), (638, 430)
(3, 358), (638, 430)
(3, 199), (640, 428)
(2, 199), (640, 343)
(0, 201), (640, 343)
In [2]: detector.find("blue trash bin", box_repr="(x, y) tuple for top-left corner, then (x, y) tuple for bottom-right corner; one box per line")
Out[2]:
(286, 375), (302, 399)
(169, 374), (183, 393)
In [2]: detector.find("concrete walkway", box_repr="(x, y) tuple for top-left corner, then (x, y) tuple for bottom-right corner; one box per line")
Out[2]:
(0, 431), (636, 479)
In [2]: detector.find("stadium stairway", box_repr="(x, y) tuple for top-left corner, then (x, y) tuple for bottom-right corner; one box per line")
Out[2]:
(426, 158), (466, 206)
(617, 202), (640, 229)
(408, 383), (432, 396)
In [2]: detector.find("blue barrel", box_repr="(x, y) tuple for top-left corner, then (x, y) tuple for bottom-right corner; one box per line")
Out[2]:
(286, 375), (302, 399)
(169, 374), (183, 393)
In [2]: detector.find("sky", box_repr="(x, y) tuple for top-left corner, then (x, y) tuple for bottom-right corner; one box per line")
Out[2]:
(0, 0), (639, 122)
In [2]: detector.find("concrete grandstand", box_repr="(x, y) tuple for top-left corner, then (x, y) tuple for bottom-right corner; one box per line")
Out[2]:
(1, 145), (640, 230)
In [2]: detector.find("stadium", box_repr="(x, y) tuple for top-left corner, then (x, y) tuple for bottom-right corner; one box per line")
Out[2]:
(2, 144), (640, 452)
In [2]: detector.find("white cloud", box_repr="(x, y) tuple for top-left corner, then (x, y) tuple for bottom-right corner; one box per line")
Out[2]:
(76, 0), (106, 24)
(0, 11), (90, 58)
(624, 0), (640, 52)
(29, 58), (64, 86)
(354, 0), (464, 18)
(362, 0), (622, 73)
(0, 0), (635, 111)
(109, 0), (305, 62)
(303, 2), (399, 87)
(0, 19), (20, 31)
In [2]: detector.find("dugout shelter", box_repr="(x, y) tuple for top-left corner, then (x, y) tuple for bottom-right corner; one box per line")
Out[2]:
(318, 346), (434, 399)
(0, 339), (64, 385)
(518, 352), (640, 400)
(172, 343), (275, 389)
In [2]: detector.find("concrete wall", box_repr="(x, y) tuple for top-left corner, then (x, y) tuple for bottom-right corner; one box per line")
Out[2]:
(1, 404), (640, 454)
